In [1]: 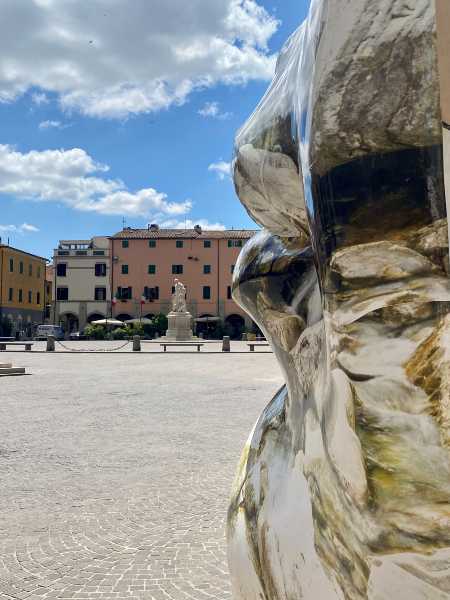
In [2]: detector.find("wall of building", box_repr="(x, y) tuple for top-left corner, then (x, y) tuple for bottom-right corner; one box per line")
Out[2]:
(0, 245), (46, 333)
(110, 235), (252, 325)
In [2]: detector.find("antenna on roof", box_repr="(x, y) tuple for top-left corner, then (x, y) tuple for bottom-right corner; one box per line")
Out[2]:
(122, 217), (127, 229)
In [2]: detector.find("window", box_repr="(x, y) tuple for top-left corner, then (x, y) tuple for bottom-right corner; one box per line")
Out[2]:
(148, 264), (156, 274)
(58, 250), (69, 256)
(28, 290), (32, 303)
(144, 286), (159, 300)
(117, 286), (132, 300)
(37, 292), (41, 305)
(172, 264), (183, 274)
(8, 288), (13, 302)
(75, 250), (87, 256)
(203, 264), (211, 274)
(19, 261), (24, 274)
(203, 286), (211, 300)
(228, 239), (243, 248)
(95, 263), (107, 277)
(231, 265), (235, 274)
(95, 287), (107, 301)
(121, 264), (129, 275)
(176, 240), (184, 248)
(56, 263), (67, 277)
(9, 258), (13, 272)
(57, 287), (69, 301)
(227, 286), (232, 300)
(28, 264), (33, 276)
(122, 240), (129, 248)
(18, 289), (23, 303)
(204, 240), (211, 248)
(93, 250), (105, 256)
(149, 240), (156, 248)
(37, 266), (41, 278)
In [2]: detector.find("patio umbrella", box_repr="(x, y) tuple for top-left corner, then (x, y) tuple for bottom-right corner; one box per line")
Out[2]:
(91, 318), (123, 327)
(124, 318), (154, 325)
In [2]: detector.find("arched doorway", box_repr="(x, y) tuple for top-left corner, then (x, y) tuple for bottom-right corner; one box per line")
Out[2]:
(87, 312), (105, 324)
(195, 314), (218, 338)
(116, 313), (132, 323)
(225, 314), (245, 340)
(60, 313), (79, 333)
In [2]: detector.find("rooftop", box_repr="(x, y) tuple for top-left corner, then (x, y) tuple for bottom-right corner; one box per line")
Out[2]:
(0, 244), (47, 262)
(110, 227), (258, 240)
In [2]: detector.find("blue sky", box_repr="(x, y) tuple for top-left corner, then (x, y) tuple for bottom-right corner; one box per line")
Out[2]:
(0, 0), (309, 259)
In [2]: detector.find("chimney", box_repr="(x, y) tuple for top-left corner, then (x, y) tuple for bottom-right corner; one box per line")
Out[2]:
(148, 223), (159, 231)
(194, 224), (202, 234)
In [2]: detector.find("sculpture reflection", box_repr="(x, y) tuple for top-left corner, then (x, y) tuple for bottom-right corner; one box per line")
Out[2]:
(227, 1), (450, 598)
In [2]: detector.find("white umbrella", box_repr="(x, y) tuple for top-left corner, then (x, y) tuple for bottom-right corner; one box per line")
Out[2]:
(124, 318), (153, 325)
(91, 318), (123, 327)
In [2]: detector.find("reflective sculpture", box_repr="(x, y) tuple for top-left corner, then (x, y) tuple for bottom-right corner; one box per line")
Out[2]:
(227, 1), (450, 598)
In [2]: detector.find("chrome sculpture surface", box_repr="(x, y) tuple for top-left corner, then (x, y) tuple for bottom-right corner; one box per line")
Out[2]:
(227, 1), (450, 598)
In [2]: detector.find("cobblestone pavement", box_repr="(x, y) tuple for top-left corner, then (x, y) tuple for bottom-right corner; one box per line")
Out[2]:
(0, 351), (283, 600)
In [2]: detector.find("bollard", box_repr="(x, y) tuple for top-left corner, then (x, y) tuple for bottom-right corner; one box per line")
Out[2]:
(46, 335), (55, 352)
(133, 335), (141, 352)
(222, 336), (231, 352)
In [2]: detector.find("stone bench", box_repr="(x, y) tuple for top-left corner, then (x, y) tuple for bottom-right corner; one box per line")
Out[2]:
(0, 342), (34, 351)
(247, 343), (271, 352)
(160, 343), (204, 352)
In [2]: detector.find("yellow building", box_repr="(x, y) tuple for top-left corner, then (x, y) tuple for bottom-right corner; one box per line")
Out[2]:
(0, 244), (47, 336)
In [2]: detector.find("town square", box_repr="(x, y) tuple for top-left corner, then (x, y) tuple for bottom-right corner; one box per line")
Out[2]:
(1, 1), (450, 599)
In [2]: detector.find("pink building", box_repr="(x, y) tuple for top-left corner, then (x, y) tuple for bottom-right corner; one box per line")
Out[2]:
(110, 225), (257, 336)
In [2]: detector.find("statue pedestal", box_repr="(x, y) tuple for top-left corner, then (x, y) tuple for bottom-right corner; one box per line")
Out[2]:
(163, 311), (194, 341)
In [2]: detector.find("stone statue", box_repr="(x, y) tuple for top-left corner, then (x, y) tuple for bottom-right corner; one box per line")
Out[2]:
(172, 278), (187, 313)
(163, 278), (193, 340)
(227, 1), (450, 599)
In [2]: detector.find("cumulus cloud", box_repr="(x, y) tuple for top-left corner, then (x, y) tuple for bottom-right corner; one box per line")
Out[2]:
(198, 101), (232, 120)
(0, 222), (39, 234)
(0, 144), (191, 218)
(0, 0), (278, 119)
(208, 160), (232, 180)
(160, 218), (226, 230)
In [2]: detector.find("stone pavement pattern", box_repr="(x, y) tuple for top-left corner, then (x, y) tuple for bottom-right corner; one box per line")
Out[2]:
(0, 350), (283, 600)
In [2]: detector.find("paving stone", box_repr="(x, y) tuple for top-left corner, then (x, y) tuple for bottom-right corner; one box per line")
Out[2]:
(0, 350), (283, 600)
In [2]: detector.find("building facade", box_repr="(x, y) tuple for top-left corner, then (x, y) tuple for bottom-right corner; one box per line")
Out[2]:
(110, 226), (257, 335)
(0, 243), (46, 336)
(52, 237), (111, 332)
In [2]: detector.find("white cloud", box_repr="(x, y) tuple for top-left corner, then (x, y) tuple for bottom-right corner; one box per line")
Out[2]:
(31, 92), (49, 106)
(38, 119), (66, 130)
(0, 144), (191, 218)
(0, 0), (278, 119)
(208, 160), (232, 180)
(0, 222), (39, 234)
(160, 218), (226, 230)
(198, 101), (232, 120)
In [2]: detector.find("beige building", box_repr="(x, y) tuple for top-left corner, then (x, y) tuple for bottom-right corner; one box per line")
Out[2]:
(52, 237), (110, 332)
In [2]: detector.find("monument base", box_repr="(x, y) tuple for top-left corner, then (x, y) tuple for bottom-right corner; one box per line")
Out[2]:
(162, 311), (195, 341)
